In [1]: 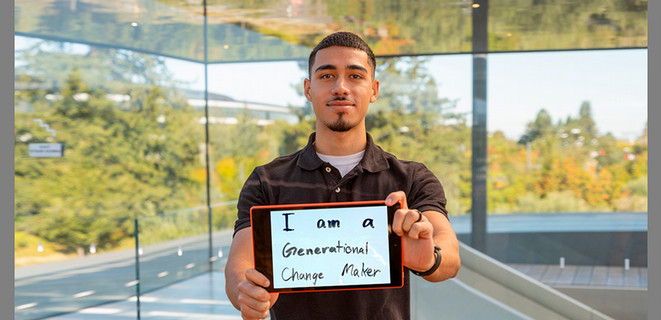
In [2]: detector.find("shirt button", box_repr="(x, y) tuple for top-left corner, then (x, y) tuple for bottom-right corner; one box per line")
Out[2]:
(335, 187), (341, 193)
(325, 167), (332, 173)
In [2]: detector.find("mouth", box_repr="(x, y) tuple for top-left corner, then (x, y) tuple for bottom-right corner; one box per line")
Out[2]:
(326, 98), (355, 110)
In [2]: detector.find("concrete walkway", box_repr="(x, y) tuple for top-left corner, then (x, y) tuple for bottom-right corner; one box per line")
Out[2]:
(47, 271), (242, 320)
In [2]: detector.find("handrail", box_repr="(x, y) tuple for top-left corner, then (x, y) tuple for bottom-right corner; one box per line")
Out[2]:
(458, 241), (614, 320)
(135, 200), (238, 221)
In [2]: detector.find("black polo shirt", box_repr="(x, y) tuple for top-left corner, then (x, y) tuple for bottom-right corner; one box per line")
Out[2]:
(233, 132), (448, 320)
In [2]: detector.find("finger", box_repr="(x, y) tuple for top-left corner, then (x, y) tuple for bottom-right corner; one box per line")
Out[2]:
(245, 268), (270, 288)
(401, 209), (423, 234)
(391, 207), (407, 236)
(393, 208), (421, 236)
(237, 269), (272, 309)
(239, 292), (278, 320)
(240, 304), (269, 320)
(237, 282), (271, 319)
(387, 191), (408, 236)
(238, 296), (270, 319)
(246, 293), (279, 320)
(269, 292), (280, 308)
(405, 217), (433, 240)
(385, 191), (408, 209)
(237, 279), (271, 303)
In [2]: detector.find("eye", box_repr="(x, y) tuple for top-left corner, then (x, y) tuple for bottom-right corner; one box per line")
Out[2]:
(349, 74), (363, 79)
(319, 74), (334, 79)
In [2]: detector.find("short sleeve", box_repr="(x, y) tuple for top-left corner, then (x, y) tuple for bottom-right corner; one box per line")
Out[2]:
(233, 168), (267, 236)
(407, 163), (448, 219)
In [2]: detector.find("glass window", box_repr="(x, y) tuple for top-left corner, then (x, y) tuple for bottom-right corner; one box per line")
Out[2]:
(486, 48), (647, 277)
(489, 0), (647, 51)
(372, 55), (473, 218)
(14, 36), (207, 318)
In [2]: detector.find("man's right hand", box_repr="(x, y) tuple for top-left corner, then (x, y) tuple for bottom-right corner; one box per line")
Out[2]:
(236, 268), (279, 320)
(225, 228), (280, 320)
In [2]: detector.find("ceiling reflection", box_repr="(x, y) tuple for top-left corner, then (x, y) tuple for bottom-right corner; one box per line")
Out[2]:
(15, 0), (647, 63)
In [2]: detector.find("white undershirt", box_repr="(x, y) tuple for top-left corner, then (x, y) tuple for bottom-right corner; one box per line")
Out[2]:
(316, 150), (365, 177)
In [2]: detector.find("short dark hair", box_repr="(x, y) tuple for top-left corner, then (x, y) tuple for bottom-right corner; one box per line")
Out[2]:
(308, 31), (376, 79)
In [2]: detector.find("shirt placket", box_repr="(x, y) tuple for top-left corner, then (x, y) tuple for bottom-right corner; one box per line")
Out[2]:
(322, 164), (345, 201)
(325, 164), (363, 202)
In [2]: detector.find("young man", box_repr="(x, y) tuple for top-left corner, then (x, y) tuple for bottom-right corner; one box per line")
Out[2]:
(224, 31), (460, 320)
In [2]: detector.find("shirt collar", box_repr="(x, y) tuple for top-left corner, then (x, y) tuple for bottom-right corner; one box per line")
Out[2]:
(297, 132), (390, 173)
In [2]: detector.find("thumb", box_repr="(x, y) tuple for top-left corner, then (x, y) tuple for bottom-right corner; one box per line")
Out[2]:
(385, 191), (407, 209)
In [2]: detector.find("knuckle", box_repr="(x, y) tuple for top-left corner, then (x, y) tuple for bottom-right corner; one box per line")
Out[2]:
(237, 294), (248, 306)
(258, 291), (271, 301)
(237, 280), (250, 292)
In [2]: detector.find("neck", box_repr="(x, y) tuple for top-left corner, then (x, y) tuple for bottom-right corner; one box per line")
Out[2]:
(314, 123), (367, 156)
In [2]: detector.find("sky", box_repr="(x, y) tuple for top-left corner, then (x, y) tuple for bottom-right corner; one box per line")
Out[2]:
(486, 50), (648, 142)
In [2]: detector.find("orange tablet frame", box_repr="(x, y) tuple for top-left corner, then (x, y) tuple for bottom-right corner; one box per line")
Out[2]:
(249, 200), (403, 293)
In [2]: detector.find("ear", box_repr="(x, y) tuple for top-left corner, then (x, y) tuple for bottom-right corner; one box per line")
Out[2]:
(369, 79), (380, 103)
(304, 78), (312, 102)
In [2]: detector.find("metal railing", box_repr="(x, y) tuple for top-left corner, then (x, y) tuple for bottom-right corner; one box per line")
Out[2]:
(133, 201), (238, 319)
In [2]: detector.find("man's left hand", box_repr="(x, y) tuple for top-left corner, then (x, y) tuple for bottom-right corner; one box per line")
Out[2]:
(385, 191), (436, 274)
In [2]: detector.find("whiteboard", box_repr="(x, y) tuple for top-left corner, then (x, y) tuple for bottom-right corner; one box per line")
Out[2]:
(250, 201), (403, 293)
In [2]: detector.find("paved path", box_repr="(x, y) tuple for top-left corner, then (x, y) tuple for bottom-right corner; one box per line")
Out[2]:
(15, 230), (235, 320)
(46, 271), (242, 320)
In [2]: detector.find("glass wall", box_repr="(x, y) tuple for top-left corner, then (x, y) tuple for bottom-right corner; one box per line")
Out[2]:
(14, 0), (647, 319)
(484, 48), (648, 270)
(14, 36), (209, 318)
(202, 55), (473, 269)
(205, 60), (309, 274)
(370, 55), (473, 217)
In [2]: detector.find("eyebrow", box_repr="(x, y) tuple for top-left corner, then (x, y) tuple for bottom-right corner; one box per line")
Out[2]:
(314, 64), (368, 74)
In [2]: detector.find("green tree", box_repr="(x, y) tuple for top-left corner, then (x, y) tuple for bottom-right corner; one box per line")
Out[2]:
(494, 101), (646, 213)
(519, 109), (553, 144)
(367, 57), (471, 214)
(15, 67), (205, 255)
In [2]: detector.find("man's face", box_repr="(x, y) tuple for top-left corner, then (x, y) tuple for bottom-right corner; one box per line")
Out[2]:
(304, 46), (379, 133)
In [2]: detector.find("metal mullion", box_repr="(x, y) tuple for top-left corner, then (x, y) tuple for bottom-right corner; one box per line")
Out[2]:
(471, 0), (488, 253)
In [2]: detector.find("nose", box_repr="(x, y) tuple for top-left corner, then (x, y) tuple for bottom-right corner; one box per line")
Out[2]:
(331, 78), (349, 96)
